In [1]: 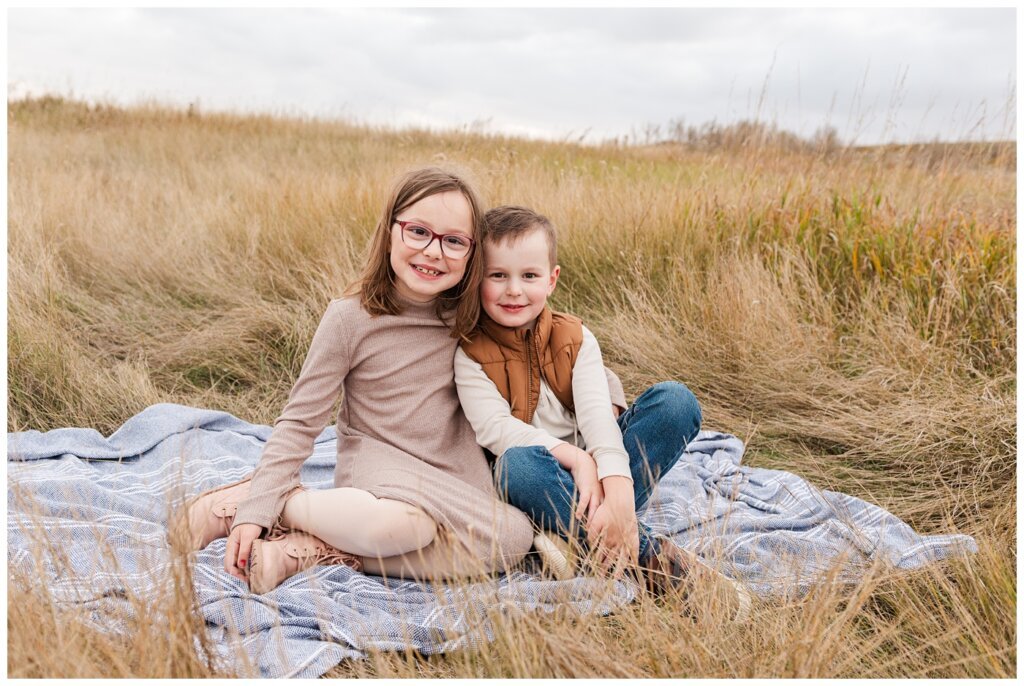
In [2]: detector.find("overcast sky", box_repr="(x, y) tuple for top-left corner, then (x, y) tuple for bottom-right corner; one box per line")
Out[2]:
(7, 7), (1017, 145)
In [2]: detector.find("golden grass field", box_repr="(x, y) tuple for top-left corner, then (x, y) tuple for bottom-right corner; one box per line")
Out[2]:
(6, 97), (1016, 677)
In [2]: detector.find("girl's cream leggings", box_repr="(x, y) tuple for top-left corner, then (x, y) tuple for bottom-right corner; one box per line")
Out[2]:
(280, 488), (489, 579)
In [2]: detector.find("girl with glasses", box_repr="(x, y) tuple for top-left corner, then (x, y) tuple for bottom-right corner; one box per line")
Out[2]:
(178, 167), (535, 592)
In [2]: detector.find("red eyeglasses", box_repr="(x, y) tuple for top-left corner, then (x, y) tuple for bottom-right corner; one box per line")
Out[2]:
(394, 219), (475, 259)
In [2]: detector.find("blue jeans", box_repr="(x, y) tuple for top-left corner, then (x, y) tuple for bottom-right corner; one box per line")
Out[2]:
(494, 381), (702, 564)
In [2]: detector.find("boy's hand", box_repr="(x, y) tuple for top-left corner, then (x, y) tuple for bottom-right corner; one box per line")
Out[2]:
(225, 523), (263, 583)
(587, 476), (639, 576)
(569, 448), (604, 522)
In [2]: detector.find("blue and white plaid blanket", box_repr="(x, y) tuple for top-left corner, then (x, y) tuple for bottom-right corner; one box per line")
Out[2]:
(7, 403), (976, 678)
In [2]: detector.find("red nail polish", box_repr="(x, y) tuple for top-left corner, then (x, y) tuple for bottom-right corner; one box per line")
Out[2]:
(240, 559), (247, 566)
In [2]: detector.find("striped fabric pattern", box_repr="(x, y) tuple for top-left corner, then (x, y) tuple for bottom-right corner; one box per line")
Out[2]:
(7, 403), (975, 678)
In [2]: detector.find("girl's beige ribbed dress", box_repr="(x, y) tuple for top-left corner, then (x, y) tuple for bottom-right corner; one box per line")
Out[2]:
(232, 296), (535, 573)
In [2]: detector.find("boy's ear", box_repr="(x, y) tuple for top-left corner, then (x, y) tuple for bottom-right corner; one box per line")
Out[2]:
(548, 265), (561, 295)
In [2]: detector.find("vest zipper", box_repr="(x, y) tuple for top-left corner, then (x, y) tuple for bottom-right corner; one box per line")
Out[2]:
(533, 330), (542, 422)
(535, 332), (545, 422)
(524, 328), (534, 421)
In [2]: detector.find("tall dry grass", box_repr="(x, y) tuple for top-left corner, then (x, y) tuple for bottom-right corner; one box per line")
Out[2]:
(6, 97), (1015, 677)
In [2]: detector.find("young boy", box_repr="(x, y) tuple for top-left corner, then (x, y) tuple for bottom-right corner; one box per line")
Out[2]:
(454, 206), (750, 615)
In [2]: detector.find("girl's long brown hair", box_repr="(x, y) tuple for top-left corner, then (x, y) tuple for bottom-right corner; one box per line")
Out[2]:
(347, 167), (485, 340)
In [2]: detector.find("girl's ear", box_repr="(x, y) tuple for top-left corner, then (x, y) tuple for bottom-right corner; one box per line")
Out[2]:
(548, 265), (561, 295)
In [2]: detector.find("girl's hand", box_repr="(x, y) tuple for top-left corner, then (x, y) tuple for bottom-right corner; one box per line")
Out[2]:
(225, 523), (263, 583)
(569, 449), (604, 522)
(586, 476), (639, 576)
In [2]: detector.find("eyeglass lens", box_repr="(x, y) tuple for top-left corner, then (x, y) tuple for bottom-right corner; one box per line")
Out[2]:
(402, 224), (472, 256)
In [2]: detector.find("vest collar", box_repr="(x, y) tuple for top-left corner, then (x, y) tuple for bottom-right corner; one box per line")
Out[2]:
(479, 306), (553, 352)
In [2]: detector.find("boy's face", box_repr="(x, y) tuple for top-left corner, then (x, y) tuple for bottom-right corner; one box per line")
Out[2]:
(481, 229), (560, 330)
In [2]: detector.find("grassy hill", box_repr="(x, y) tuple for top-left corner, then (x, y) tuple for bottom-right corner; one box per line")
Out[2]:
(7, 97), (1016, 677)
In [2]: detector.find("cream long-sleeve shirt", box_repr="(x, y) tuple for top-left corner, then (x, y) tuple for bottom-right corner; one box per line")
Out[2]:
(454, 326), (632, 481)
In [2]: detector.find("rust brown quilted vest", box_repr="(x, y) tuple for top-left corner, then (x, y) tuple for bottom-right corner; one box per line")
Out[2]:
(460, 306), (583, 424)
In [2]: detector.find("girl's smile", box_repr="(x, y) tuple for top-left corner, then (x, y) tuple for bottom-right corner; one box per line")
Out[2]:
(410, 263), (447, 278)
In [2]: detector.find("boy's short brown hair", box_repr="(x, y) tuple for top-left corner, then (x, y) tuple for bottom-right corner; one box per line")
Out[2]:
(482, 205), (557, 268)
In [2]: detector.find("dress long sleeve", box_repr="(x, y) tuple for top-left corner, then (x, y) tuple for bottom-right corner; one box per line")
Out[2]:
(232, 300), (351, 531)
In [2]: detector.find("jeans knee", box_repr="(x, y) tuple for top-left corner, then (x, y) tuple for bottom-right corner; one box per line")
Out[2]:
(630, 381), (702, 449)
(650, 381), (701, 429)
